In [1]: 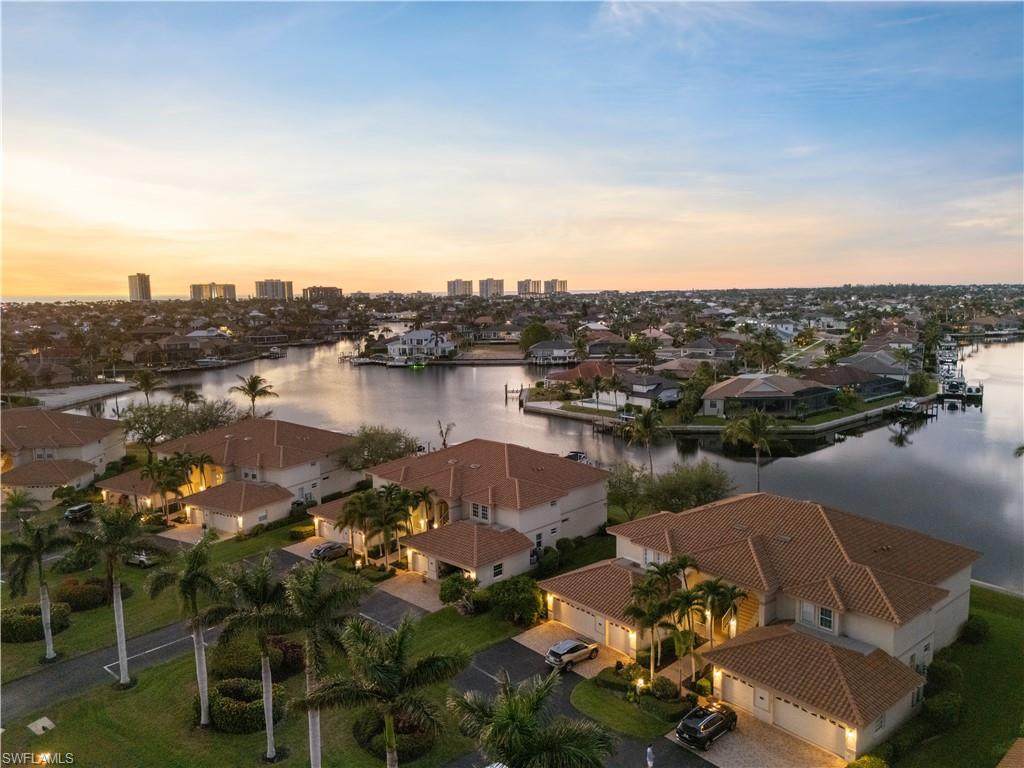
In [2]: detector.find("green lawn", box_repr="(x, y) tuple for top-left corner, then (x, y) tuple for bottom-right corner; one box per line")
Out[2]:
(1, 522), (306, 683)
(546, 534), (616, 576)
(897, 587), (1024, 768)
(1, 607), (521, 767)
(570, 678), (669, 739)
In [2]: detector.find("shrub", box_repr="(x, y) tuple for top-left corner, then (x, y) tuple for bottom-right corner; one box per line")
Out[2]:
(555, 537), (575, 555)
(52, 578), (107, 611)
(960, 613), (990, 644)
(595, 666), (631, 693)
(846, 757), (889, 768)
(886, 717), (935, 760)
(289, 525), (315, 541)
(439, 573), (479, 614)
(651, 675), (679, 702)
(269, 636), (304, 674)
(639, 694), (691, 722)
(695, 677), (712, 697)
(202, 677), (285, 734)
(573, 536), (586, 548)
(209, 637), (285, 680)
(924, 690), (962, 730)
(1, 603), (71, 643)
(870, 741), (895, 763)
(487, 576), (543, 626)
(351, 707), (436, 761)
(533, 546), (561, 577)
(52, 547), (98, 574)
(925, 659), (963, 696)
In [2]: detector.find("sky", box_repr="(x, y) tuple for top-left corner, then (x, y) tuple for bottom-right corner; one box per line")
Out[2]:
(2, 2), (1022, 297)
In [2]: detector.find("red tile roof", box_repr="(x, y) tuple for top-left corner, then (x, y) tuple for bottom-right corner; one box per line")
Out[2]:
(95, 467), (158, 496)
(607, 494), (979, 624)
(182, 480), (292, 514)
(1, 408), (121, 451)
(703, 623), (923, 727)
(545, 362), (617, 382)
(400, 520), (532, 568)
(369, 439), (607, 510)
(1, 459), (95, 487)
(157, 419), (352, 470)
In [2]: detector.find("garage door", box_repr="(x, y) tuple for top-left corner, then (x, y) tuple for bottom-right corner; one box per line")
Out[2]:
(606, 622), (631, 655)
(553, 599), (598, 641)
(773, 697), (846, 756)
(411, 552), (428, 574)
(720, 673), (754, 713)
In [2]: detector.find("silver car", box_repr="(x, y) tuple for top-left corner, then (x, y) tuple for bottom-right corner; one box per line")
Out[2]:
(544, 638), (599, 671)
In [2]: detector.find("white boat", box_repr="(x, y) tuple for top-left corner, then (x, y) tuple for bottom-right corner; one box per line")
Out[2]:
(348, 357), (374, 366)
(965, 383), (984, 398)
(386, 357), (410, 368)
(267, 346), (286, 358)
(942, 377), (966, 396)
(894, 398), (921, 414)
(196, 357), (228, 368)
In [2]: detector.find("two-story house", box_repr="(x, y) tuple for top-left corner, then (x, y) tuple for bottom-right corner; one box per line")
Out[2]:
(386, 329), (457, 359)
(538, 493), (979, 763)
(528, 338), (576, 365)
(1, 408), (124, 503)
(363, 440), (608, 586)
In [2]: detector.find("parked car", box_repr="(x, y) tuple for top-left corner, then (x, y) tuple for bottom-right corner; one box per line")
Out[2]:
(544, 638), (599, 672)
(675, 702), (737, 751)
(126, 550), (156, 568)
(63, 503), (93, 522)
(310, 541), (349, 561)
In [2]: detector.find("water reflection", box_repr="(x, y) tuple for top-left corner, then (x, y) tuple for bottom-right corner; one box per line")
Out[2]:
(77, 342), (1023, 590)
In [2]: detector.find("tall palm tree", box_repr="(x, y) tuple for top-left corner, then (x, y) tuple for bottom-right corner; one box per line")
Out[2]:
(645, 560), (679, 599)
(623, 407), (667, 478)
(306, 617), (469, 768)
(722, 409), (777, 492)
(695, 577), (728, 649)
(661, 624), (698, 687)
(70, 507), (150, 684)
(146, 532), (223, 726)
(437, 420), (455, 450)
(606, 372), (624, 412)
(284, 563), (370, 768)
(667, 588), (705, 679)
(219, 555), (289, 761)
(141, 458), (186, 523)
(1, 518), (74, 660)
(131, 369), (165, 406)
(365, 493), (409, 568)
(191, 452), (216, 491)
(591, 375), (606, 409)
(337, 490), (378, 562)
(448, 670), (615, 768)
(573, 330), (589, 363)
(892, 347), (915, 382)
(3, 488), (42, 520)
(624, 578), (666, 680)
(228, 373), (278, 418)
(171, 451), (197, 494)
(174, 387), (203, 412)
(668, 554), (699, 590)
(717, 583), (748, 638)
(410, 486), (435, 529)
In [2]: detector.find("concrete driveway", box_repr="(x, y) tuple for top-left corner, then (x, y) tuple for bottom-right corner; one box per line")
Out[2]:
(514, 621), (631, 678)
(282, 535), (328, 561)
(156, 523), (231, 545)
(667, 709), (845, 768)
(375, 571), (444, 612)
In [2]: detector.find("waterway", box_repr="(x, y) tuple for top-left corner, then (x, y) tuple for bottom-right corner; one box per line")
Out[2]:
(76, 340), (1023, 591)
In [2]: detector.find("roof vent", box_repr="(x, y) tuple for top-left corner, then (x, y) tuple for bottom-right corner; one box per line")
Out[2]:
(733, 522), (749, 530)
(774, 533), (793, 543)
(469, 463), (480, 469)
(874, 544), (893, 552)
(447, 459), (458, 465)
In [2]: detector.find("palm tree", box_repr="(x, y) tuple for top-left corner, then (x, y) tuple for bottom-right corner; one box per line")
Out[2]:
(191, 452), (215, 491)
(717, 583), (748, 639)
(306, 617), (469, 768)
(174, 387), (203, 412)
(70, 507), (150, 684)
(667, 588), (704, 680)
(623, 407), (667, 478)
(131, 369), (165, 406)
(661, 624), (698, 687)
(448, 670), (615, 768)
(645, 560), (680, 599)
(365, 492), (409, 568)
(1015, 444), (1024, 458)
(337, 490), (378, 562)
(722, 409), (777, 492)
(893, 347), (915, 382)
(573, 330), (589, 362)
(219, 555), (290, 761)
(695, 577), (728, 649)
(410, 486), (435, 529)
(437, 420), (455, 449)
(606, 372), (624, 412)
(171, 451), (197, 494)
(668, 554), (698, 590)
(1, 518), (74, 660)
(228, 373), (278, 418)
(592, 375), (606, 409)
(284, 562), (370, 768)
(3, 488), (42, 521)
(141, 458), (186, 523)
(624, 578), (666, 680)
(146, 533), (223, 726)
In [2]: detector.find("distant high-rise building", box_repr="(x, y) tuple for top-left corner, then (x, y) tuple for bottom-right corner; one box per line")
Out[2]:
(479, 278), (504, 299)
(128, 273), (152, 302)
(302, 286), (343, 302)
(517, 279), (542, 296)
(255, 279), (294, 301)
(543, 279), (568, 295)
(190, 283), (236, 301)
(447, 279), (473, 297)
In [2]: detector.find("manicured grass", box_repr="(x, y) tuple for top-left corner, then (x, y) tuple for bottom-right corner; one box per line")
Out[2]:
(570, 677), (670, 739)
(547, 533), (616, 576)
(0, 522), (307, 683)
(0, 654), (473, 768)
(897, 587), (1024, 768)
(411, 606), (521, 655)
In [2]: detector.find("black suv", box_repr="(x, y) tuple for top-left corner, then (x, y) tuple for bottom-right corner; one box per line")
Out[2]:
(675, 702), (737, 751)
(64, 503), (94, 522)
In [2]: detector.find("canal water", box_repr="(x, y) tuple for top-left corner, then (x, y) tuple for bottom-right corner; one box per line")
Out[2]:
(79, 341), (1023, 591)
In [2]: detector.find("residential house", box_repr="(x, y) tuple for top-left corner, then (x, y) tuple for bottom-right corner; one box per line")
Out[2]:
(96, 467), (168, 513)
(588, 372), (681, 411)
(386, 329), (457, 358)
(363, 440), (608, 586)
(183, 480), (294, 535)
(1, 459), (97, 504)
(680, 337), (739, 361)
(838, 351), (912, 383)
(539, 493), (979, 762)
(638, 327), (674, 347)
(800, 366), (902, 400)
(544, 361), (616, 386)
(476, 325), (521, 344)
(1, 407), (125, 472)
(701, 374), (834, 417)
(528, 338), (575, 365)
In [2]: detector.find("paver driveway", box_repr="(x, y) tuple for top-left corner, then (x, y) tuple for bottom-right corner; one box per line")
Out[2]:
(513, 620), (631, 678)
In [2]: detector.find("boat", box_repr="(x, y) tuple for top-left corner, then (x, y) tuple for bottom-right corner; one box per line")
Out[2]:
(965, 383), (984, 398)
(942, 377), (966, 396)
(563, 451), (593, 465)
(195, 357), (228, 368)
(408, 355), (427, 369)
(386, 357), (410, 368)
(265, 346), (286, 358)
(348, 357), (374, 366)
(894, 398), (922, 414)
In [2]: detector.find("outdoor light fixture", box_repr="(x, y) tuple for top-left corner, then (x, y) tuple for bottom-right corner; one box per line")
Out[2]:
(355, 558), (363, 570)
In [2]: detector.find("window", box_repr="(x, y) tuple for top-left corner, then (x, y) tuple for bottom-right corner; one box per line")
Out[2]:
(923, 642), (931, 653)
(492, 563), (503, 578)
(550, 527), (557, 535)
(873, 713), (885, 732)
(550, 500), (557, 507)
(818, 607), (834, 631)
(471, 503), (490, 521)
(799, 601), (815, 625)
(535, 532), (543, 547)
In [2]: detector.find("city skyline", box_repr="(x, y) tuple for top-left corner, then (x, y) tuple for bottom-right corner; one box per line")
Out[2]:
(3, 2), (1022, 297)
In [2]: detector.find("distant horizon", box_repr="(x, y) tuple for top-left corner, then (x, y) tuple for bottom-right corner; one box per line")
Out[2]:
(3, 2), (1022, 294)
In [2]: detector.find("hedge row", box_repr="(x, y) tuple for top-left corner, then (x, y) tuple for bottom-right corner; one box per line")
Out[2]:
(208, 636), (304, 680)
(595, 666), (632, 693)
(197, 677), (286, 734)
(351, 708), (436, 762)
(638, 693), (696, 722)
(1, 603), (72, 643)
(51, 578), (133, 612)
